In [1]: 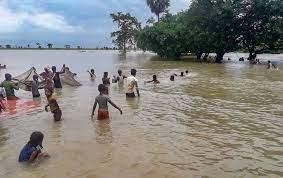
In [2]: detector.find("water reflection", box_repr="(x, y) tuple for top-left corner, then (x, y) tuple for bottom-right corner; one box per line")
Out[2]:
(93, 120), (113, 144)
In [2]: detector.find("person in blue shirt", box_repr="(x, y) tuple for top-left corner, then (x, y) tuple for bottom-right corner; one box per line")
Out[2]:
(19, 132), (50, 163)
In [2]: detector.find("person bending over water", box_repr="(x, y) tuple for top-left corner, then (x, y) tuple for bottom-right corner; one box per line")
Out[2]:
(146, 75), (160, 84)
(19, 132), (50, 163)
(87, 69), (96, 79)
(126, 69), (140, 97)
(52, 65), (65, 89)
(91, 84), (122, 120)
(0, 73), (19, 100)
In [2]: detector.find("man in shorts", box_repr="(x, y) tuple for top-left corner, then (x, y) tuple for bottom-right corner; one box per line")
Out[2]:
(126, 69), (140, 98)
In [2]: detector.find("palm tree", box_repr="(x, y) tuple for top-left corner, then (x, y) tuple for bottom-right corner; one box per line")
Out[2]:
(36, 43), (42, 49)
(47, 43), (53, 48)
(146, 0), (170, 22)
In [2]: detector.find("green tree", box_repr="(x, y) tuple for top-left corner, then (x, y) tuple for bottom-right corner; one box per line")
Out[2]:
(146, 0), (170, 22)
(110, 12), (141, 54)
(187, 0), (239, 63)
(136, 13), (190, 58)
(235, 0), (282, 59)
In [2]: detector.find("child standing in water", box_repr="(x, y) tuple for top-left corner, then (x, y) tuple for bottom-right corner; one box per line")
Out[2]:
(31, 75), (40, 98)
(19, 132), (50, 163)
(102, 72), (110, 95)
(45, 88), (62, 121)
(87, 69), (96, 79)
(43, 73), (62, 121)
(91, 84), (122, 120)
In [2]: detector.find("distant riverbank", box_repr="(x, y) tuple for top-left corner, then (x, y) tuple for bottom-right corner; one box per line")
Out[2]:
(0, 48), (119, 50)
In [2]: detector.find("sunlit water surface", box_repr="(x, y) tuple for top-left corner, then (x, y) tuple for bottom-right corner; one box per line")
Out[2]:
(0, 50), (282, 178)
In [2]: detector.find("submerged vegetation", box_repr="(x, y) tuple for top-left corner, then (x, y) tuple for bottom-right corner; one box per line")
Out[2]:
(111, 0), (283, 62)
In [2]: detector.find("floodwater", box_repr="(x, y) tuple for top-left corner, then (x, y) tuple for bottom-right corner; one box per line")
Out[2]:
(0, 50), (282, 178)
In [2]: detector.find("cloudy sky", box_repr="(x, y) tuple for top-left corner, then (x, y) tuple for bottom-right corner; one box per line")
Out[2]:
(0, 0), (190, 48)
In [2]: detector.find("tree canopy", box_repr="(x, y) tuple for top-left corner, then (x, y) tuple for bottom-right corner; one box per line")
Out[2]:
(110, 12), (141, 54)
(136, 0), (282, 62)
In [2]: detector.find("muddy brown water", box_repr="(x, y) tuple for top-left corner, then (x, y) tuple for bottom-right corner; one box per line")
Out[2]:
(0, 50), (282, 178)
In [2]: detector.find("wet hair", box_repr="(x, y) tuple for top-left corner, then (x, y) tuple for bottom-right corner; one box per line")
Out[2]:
(28, 131), (44, 148)
(51, 66), (56, 72)
(268, 60), (271, 63)
(153, 75), (157, 80)
(131, 69), (137, 76)
(170, 75), (175, 81)
(5, 73), (12, 81)
(185, 70), (188, 74)
(91, 69), (94, 73)
(103, 72), (108, 77)
(33, 75), (38, 80)
(98, 84), (106, 93)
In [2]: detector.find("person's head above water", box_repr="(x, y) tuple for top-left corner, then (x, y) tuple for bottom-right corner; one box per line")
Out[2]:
(28, 131), (44, 148)
(131, 69), (137, 76)
(5, 73), (12, 81)
(153, 75), (157, 81)
(180, 72), (184, 76)
(103, 72), (108, 77)
(185, 70), (188, 74)
(33, 75), (38, 81)
(51, 66), (56, 72)
(91, 69), (94, 74)
(98, 84), (106, 93)
(170, 75), (175, 81)
(118, 69), (122, 75)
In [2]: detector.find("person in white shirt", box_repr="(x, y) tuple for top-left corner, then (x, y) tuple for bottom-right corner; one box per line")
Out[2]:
(126, 69), (140, 97)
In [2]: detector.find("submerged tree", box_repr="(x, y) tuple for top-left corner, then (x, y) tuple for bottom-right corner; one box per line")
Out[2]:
(110, 12), (141, 54)
(146, 0), (170, 22)
(235, 0), (282, 60)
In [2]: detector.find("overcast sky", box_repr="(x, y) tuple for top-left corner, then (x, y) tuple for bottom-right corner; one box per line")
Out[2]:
(0, 0), (190, 48)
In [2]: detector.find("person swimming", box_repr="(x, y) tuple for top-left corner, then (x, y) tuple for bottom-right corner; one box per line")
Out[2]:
(19, 132), (50, 163)
(170, 75), (175, 81)
(146, 75), (160, 84)
(185, 70), (189, 74)
(91, 84), (122, 120)
(0, 73), (19, 100)
(180, 72), (184, 77)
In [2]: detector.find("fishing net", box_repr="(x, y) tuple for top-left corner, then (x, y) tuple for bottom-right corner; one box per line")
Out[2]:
(12, 67), (46, 91)
(60, 69), (82, 86)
